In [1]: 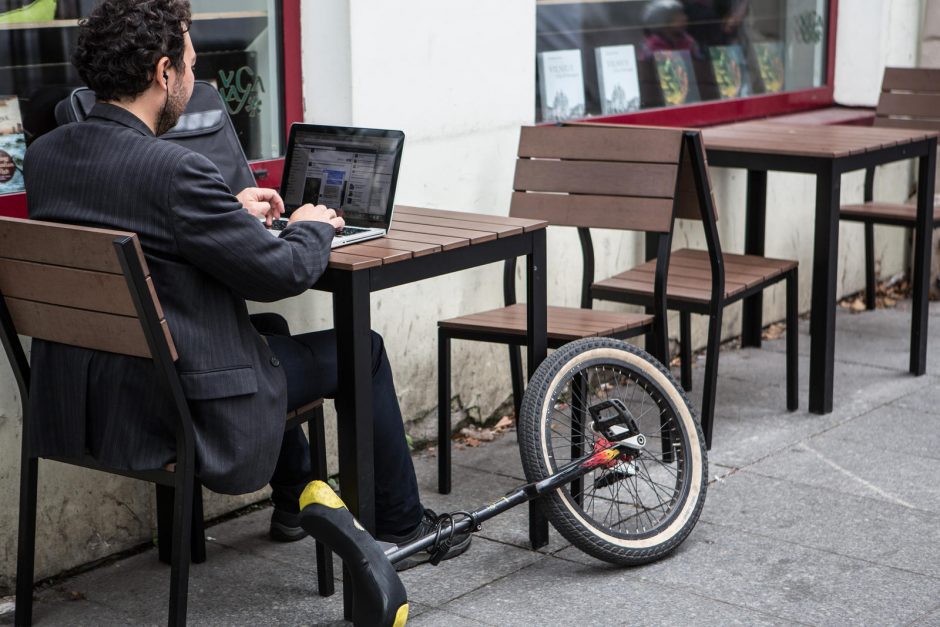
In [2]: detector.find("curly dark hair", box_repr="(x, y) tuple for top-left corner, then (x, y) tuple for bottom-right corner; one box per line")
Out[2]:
(72, 0), (193, 101)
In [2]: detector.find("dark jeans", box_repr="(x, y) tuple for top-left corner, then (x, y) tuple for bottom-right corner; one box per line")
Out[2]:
(250, 313), (422, 536)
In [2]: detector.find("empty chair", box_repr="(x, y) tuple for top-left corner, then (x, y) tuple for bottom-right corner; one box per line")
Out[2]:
(588, 129), (799, 449)
(436, 123), (702, 494)
(840, 67), (940, 310)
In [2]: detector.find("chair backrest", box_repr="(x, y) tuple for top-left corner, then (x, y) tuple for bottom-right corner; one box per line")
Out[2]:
(0, 218), (178, 396)
(874, 67), (940, 131)
(510, 124), (687, 232)
(54, 81), (257, 193)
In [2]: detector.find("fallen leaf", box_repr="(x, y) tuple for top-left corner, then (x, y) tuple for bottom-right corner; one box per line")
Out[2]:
(493, 416), (514, 431)
(68, 591), (86, 602)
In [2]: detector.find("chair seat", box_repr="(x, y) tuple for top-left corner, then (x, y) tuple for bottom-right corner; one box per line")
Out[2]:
(439, 303), (652, 342)
(593, 248), (798, 306)
(840, 200), (940, 225)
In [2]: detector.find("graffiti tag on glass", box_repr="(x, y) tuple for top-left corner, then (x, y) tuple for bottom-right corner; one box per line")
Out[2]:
(218, 66), (265, 117)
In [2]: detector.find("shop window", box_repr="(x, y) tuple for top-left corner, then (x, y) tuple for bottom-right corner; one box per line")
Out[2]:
(536, 0), (831, 123)
(0, 0), (289, 201)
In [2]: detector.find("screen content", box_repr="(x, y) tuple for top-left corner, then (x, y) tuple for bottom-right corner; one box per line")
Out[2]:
(283, 130), (403, 225)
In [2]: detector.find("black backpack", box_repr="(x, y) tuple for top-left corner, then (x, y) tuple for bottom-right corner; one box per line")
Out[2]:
(54, 80), (256, 193)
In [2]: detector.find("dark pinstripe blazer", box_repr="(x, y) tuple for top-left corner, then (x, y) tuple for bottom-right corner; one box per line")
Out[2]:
(24, 103), (334, 494)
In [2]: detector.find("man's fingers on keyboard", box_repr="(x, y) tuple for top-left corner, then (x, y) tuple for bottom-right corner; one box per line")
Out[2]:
(331, 217), (345, 230)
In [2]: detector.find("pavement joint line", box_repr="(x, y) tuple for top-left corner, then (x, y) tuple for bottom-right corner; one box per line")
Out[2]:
(905, 600), (940, 626)
(628, 570), (815, 627)
(450, 461), (524, 482)
(424, 553), (557, 621)
(204, 535), (324, 576)
(795, 441), (916, 508)
(706, 378), (930, 477)
(739, 464), (940, 517)
(692, 516), (940, 584)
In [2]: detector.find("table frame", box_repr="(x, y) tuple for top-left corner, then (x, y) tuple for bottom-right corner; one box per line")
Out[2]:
(313, 223), (548, 613)
(706, 137), (937, 414)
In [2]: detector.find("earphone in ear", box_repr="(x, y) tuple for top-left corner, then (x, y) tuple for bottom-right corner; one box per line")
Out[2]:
(163, 71), (169, 85)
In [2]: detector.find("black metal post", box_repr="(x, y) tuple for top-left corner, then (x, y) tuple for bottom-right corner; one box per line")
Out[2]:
(910, 137), (937, 375)
(526, 229), (550, 549)
(786, 270), (799, 411)
(332, 269), (375, 619)
(808, 162), (841, 414)
(309, 406), (335, 597)
(438, 330), (452, 494)
(742, 169), (767, 347)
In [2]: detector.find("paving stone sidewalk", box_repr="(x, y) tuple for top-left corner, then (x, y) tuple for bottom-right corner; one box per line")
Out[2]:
(4, 302), (940, 626)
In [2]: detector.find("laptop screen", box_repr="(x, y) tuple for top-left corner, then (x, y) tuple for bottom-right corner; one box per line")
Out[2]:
(280, 125), (405, 228)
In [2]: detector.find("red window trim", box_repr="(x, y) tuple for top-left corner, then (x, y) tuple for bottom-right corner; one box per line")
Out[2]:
(0, 0), (304, 218)
(574, 0), (840, 129)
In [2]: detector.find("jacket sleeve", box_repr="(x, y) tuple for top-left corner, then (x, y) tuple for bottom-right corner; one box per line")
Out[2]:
(166, 151), (334, 302)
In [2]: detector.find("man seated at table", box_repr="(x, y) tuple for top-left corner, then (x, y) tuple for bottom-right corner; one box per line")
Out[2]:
(23, 0), (468, 571)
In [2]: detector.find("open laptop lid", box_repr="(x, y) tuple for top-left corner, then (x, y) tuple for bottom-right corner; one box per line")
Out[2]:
(279, 123), (405, 231)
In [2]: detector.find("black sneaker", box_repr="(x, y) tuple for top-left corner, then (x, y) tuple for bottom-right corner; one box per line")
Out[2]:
(269, 508), (308, 542)
(376, 508), (472, 571)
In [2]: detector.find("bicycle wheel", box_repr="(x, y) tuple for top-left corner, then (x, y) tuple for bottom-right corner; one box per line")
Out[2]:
(518, 337), (707, 565)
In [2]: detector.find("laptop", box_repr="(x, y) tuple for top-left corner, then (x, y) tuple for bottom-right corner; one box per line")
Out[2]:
(269, 123), (405, 248)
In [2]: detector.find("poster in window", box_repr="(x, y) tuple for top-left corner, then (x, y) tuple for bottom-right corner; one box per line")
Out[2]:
(595, 45), (641, 115)
(0, 96), (26, 196)
(709, 45), (752, 99)
(653, 50), (701, 106)
(753, 42), (785, 94)
(537, 49), (586, 122)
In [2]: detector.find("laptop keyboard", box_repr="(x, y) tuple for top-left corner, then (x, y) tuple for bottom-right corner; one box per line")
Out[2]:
(267, 219), (370, 238)
(335, 226), (368, 236)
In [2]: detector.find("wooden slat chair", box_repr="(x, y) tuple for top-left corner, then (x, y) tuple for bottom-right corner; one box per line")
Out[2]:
(0, 217), (332, 626)
(436, 124), (686, 494)
(588, 129), (799, 449)
(840, 67), (940, 309)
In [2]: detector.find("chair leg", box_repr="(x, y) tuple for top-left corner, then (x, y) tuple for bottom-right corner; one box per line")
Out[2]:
(680, 310), (693, 391)
(157, 481), (206, 566)
(168, 465), (194, 627)
(865, 221), (876, 310)
(309, 405), (335, 597)
(15, 457), (38, 627)
(190, 484), (206, 564)
(438, 330), (452, 495)
(700, 305), (724, 450)
(786, 271), (799, 411)
(156, 484), (173, 565)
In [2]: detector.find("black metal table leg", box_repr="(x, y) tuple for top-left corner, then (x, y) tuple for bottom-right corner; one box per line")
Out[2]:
(526, 229), (550, 549)
(808, 162), (841, 414)
(332, 270), (375, 619)
(910, 138), (937, 375)
(741, 169), (767, 347)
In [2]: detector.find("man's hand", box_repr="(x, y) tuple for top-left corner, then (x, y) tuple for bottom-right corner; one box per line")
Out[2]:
(237, 187), (285, 226)
(290, 204), (345, 231)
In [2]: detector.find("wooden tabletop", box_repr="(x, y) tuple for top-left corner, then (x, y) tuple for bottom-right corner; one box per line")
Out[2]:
(327, 206), (548, 271)
(702, 121), (938, 159)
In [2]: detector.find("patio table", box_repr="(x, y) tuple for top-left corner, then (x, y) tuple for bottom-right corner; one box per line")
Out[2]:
(702, 121), (938, 414)
(311, 205), (548, 609)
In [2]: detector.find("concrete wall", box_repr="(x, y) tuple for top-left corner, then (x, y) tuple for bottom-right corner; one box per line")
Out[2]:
(0, 0), (927, 591)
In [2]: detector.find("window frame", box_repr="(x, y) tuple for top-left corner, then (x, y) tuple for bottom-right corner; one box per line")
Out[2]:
(554, 0), (840, 128)
(0, 0), (303, 218)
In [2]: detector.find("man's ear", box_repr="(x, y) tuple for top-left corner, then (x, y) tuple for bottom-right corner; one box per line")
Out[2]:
(156, 56), (172, 88)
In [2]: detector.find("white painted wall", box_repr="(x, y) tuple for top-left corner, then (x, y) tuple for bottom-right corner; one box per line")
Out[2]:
(0, 0), (927, 590)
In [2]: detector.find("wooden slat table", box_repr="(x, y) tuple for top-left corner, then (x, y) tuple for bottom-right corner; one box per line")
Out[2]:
(703, 121), (938, 414)
(311, 206), (549, 583)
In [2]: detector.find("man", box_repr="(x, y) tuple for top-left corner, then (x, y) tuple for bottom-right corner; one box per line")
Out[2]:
(24, 0), (467, 570)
